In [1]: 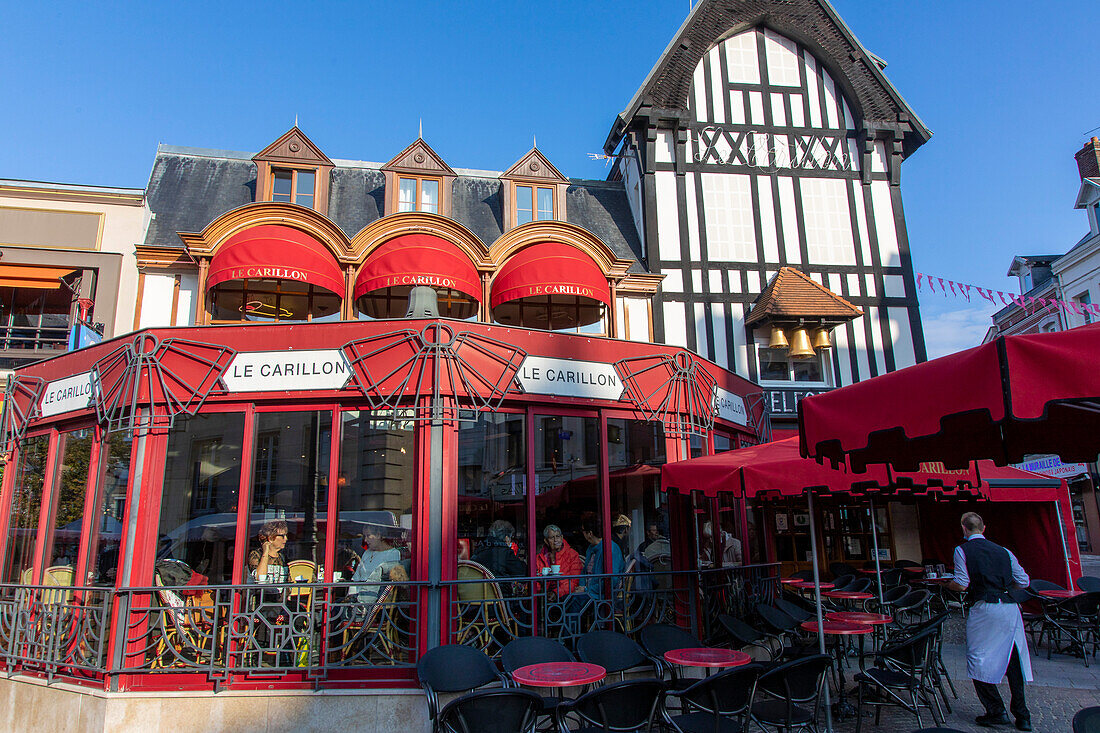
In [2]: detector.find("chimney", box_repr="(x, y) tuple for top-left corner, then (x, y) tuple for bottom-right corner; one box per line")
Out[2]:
(1076, 137), (1100, 180)
(404, 286), (440, 318)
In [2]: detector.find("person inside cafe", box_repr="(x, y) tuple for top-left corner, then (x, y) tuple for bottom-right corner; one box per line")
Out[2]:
(701, 520), (742, 567)
(471, 519), (527, 580)
(248, 520), (290, 583)
(611, 514), (632, 557)
(535, 523), (583, 599)
(638, 523), (663, 555)
(349, 523), (405, 605)
(577, 515), (626, 598)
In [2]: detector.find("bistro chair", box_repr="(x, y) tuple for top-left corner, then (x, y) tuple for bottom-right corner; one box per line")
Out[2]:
(555, 678), (665, 733)
(661, 663), (764, 733)
(901, 613), (956, 712)
(455, 559), (518, 654)
(41, 565), (75, 606)
(1078, 576), (1100, 592)
(1041, 590), (1100, 666)
(1009, 588), (1045, 646)
(854, 625), (943, 732)
(501, 636), (576, 721)
(437, 687), (542, 733)
(338, 584), (401, 663)
(750, 654), (831, 733)
(417, 643), (511, 733)
(891, 589), (932, 631)
(830, 562), (860, 579)
(150, 573), (217, 670)
(830, 574), (856, 591)
(577, 630), (657, 681)
(715, 614), (782, 662)
(774, 598), (814, 625)
(1073, 706), (1100, 733)
(639, 623), (703, 688)
(1027, 578), (1065, 592)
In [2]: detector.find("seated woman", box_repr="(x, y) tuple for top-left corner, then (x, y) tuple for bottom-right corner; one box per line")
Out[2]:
(247, 520), (289, 584)
(534, 524), (583, 599)
(349, 524), (404, 605)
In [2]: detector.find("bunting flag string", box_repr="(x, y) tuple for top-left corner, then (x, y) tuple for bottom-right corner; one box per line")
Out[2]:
(914, 272), (1100, 318)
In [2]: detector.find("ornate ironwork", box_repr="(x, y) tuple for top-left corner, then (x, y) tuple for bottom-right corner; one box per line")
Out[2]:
(0, 585), (112, 682)
(343, 323), (526, 423)
(0, 375), (46, 458)
(614, 351), (718, 438)
(91, 334), (236, 436)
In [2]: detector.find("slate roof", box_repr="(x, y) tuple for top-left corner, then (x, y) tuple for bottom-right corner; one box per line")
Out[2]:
(143, 146), (645, 271)
(744, 266), (862, 326)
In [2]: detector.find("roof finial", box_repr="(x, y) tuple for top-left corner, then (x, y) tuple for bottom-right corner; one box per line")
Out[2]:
(294, 113), (299, 128)
(419, 118), (423, 139)
(533, 134), (537, 149)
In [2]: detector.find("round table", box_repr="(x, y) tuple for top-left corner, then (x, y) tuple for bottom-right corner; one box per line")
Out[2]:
(794, 581), (834, 590)
(1037, 589), (1084, 599)
(663, 647), (751, 669)
(826, 611), (892, 626)
(822, 590), (873, 610)
(780, 577), (803, 585)
(801, 620), (872, 719)
(511, 661), (606, 688)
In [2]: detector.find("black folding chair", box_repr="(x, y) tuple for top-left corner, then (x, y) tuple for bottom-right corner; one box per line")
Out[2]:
(556, 678), (665, 733)
(638, 623), (703, 687)
(1074, 705), (1100, 733)
(577, 630), (658, 681)
(501, 636), (577, 723)
(438, 688), (542, 733)
(716, 613), (783, 662)
(750, 654), (831, 733)
(854, 625), (943, 732)
(418, 644), (511, 733)
(661, 664), (764, 733)
(775, 597), (814, 625)
(899, 613), (956, 712)
(1041, 591), (1100, 666)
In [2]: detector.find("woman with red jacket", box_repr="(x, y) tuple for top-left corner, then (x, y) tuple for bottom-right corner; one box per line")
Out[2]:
(534, 524), (583, 599)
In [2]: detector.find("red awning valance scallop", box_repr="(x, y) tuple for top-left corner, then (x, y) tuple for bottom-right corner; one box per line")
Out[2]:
(206, 225), (344, 296)
(490, 243), (611, 309)
(353, 234), (482, 304)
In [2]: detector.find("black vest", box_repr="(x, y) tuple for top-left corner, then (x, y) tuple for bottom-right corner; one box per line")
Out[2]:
(959, 537), (1016, 604)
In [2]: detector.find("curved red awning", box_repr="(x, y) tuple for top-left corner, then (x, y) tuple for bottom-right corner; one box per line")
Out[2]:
(353, 234), (482, 304)
(490, 243), (611, 310)
(207, 225), (344, 296)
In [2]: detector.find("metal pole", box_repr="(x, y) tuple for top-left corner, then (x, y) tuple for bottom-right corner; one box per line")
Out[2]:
(869, 497), (884, 606)
(806, 488), (833, 732)
(1054, 500), (1074, 589)
(425, 418), (445, 648)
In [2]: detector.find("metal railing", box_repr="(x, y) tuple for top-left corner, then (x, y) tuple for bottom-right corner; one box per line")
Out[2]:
(0, 562), (779, 688)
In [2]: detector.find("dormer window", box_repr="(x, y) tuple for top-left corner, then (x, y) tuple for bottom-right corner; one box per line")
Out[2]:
(397, 176), (441, 213)
(271, 168), (316, 208)
(501, 148), (568, 231)
(516, 185), (554, 224)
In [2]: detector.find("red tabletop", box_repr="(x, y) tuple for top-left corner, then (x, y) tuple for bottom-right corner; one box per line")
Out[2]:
(822, 591), (873, 600)
(901, 566), (924, 573)
(663, 647), (752, 669)
(801, 620), (873, 635)
(915, 577), (954, 584)
(859, 568), (882, 574)
(827, 611), (892, 625)
(511, 662), (606, 688)
(780, 578), (802, 584)
(794, 581), (834, 590)
(1037, 589), (1085, 599)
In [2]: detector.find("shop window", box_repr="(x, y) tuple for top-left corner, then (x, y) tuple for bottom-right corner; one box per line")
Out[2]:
(496, 296), (607, 335)
(246, 411), (332, 576)
(397, 176), (441, 213)
(457, 413), (527, 573)
(516, 185), (555, 224)
(1077, 292), (1092, 324)
(820, 504), (891, 564)
(607, 419), (671, 577)
(39, 428), (95, 582)
(768, 499), (814, 564)
(271, 168), (316, 209)
(155, 413), (246, 584)
(533, 415), (604, 572)
(0, 285), (73, 353)
(757, 345), (827, 383)
(208, 278), (341, 324)
(337, 411), (416, 585)
(713, 434), (734, 453)
(1, 434), (50, 583)
(86, 433), (132, 587)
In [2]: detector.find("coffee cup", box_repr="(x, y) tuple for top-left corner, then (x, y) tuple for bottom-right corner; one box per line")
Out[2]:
(551, 564), (561, 575)
(541, 567), (552, 576)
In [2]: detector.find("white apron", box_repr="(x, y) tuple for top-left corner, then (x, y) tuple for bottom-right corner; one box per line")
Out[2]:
(966, 600), (1033, 684)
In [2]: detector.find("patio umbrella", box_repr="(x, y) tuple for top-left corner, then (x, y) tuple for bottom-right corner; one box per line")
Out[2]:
(799, 324), (1100, 472)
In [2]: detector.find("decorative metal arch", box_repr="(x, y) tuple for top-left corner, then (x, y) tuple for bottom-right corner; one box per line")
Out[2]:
(0, 375), (46, 457)
(342, 323), (527, 424)
(91, 334), (237, 436)
(614, 351), (717, 438)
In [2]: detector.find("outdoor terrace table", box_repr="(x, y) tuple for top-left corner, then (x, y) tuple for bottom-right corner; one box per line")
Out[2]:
(822, 590), (872, 611)
(511, 661), (607, 691)
(663, 647), (751, 670)
(793, 581), (834, 591)
(1037, 589), (1084, 600)
(780, 577), (803, 585)
(827, 611), (892, 651)
(801, 620), (873, 719)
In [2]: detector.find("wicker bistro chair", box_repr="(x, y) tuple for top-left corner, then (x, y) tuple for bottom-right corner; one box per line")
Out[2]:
(438, 688), (542, 733)
(661, 663), (765, 733)
(337, 584), (402, 663)
(455, 560), (519, 654)
(417, 643), (512, 733)
(150, 574), (218, 669)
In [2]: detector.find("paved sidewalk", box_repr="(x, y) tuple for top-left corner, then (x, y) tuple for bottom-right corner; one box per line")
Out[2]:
(830, 642), (1098, 732)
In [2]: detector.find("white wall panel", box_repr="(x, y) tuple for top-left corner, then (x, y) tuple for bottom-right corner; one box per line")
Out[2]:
(615, 297), (626, 339)
(691, 270), (703, 293)
(770, 93), (786, 127)
(870, 181), (901, 267)
(851, 317), (871, 382)
(833, 319), (854, 387)
(138, 274), (174, 328)
(748, 91), (765, 125)
(655, 172), (682, 261)
(176, 272), (198, 325)
(851, 182), (873, 267)
(655, 131), (675, 163)
(801, 177), (856, 265)
(884, 275), (906, 298)
(685, 174), (701, 261)
(728, 91), (746, 125)
(803, 52), (823, 128)
(777, 176), (802, 265)
(847, 273), (861, 297)
(709, 46), (726, 124)
(694, 302), (709, 359)
(763, 29), (801, 87)
(871, 140), (888, 173)
(821, 71), (841, 129)
(708, 270), (723, 293)
(868, 308), (888, 375)
(701, 173), (756, 262)
(755, 175), (780, 262)
(888, 307), (917, 369)
(711, 303), (728, 368)
(731, 302), (749, 377)
(693, 61), (708, 122)
(663, 302), (688, 347)
(723, 30), (760, 84)
(789, 93), (805, 127)
(661, 269), (684, 293)
(626, 297), (650, 342)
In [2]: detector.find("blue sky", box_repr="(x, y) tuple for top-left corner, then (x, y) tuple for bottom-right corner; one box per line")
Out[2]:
(2, 1), (1098, 358)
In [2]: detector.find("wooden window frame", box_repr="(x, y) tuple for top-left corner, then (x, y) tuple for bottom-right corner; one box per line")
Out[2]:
(268, 167), (319, 209)
(395, 175), (443, 214)
(514, 184), (556, 225)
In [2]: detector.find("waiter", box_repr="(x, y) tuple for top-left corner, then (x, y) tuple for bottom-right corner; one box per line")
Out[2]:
(947, 512), (1032, 731)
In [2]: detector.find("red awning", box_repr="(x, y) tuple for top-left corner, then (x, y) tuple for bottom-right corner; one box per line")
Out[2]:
(799, 324), (1100, 471)
(490, 243), (611, 310)
(353, 234), (482, 318)
(660, 437), (988, 500)
(207, 225), (344, 296)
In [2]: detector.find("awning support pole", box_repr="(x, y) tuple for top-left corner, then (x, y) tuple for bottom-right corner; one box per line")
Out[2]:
(869, 497), (884, 607)
(806, 488), (834, 732)
(1054, 499), (1074, 589)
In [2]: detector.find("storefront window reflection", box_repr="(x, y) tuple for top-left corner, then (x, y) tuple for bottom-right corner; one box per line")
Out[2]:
(156, 413), (245, 584)
(86, 433), (132, 587)
(2, 434), (50, 583)
(534, 415), (601, 571)
(607, 419), (669, 574)
(39, 428), (95, 585)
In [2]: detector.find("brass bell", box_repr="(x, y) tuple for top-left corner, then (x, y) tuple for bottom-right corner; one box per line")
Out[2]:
(768, 325), (789, 350)
(812, 328), (832, 350)
(789, 328), (815, 359)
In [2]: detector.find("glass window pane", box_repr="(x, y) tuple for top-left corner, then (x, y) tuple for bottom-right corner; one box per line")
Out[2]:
(246, 411), (331, 582)
(758, 347), (791, 380)
(713, 434), (734, 453)
(40, 428), (95, 582)
(536, 187), (554, 220)
(2, 435), (49, 583)
(607, 420), (669, 577)
(420, 179), (439, 213)
(458, 414), (527, 576)
(398, 178), (417, 212)
(272, 170), (293, 202)
(294, 170), (315, 207)
(156, 413), (246, 584)
(516, 186), (533, 225)
(793, 355), (823, 382)
(86, 433), (132, 587)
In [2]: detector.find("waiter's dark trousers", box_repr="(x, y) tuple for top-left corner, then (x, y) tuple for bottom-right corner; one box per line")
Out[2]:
(972, 645), (1029, 720)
